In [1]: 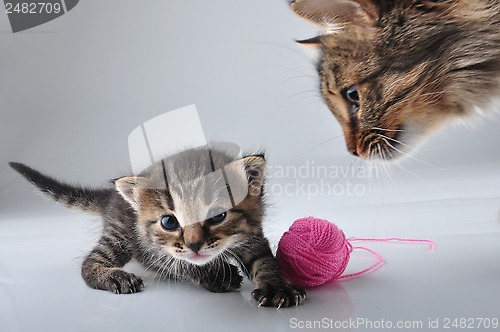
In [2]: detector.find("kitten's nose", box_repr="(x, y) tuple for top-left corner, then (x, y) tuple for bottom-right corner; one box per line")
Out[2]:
(184, 223), (205, 253)
(187, 242), (203, 254)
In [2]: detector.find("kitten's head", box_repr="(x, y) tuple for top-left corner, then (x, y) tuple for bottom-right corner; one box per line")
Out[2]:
(291, 0), (500, 159)
(114, 147), (266, 266)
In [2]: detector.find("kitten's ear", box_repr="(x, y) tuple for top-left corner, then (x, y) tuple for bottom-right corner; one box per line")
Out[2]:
(290, 0), (379, 27)
(242, 155), (266, 194)
(114, 176), (145, 210)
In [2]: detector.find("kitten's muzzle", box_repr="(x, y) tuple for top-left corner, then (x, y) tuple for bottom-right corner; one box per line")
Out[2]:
(183, 223), (205, 253)
(187, 242), (203, 254)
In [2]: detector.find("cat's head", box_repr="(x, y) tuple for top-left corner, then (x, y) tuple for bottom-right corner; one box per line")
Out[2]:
(291, 0), (500, 159)
(114, 147), (266, 266)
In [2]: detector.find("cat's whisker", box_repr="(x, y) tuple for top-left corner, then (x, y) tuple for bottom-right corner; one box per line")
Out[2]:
(376, 133), (409, 147)
(381, 138), (438, 168)
(371, 126), (405, 133)
(377, 145), (402, 201)
(294, 135), (344, 158)
(278, 89), (322, 109)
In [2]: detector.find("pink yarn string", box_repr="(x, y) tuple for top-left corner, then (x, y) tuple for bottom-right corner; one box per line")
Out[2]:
(339, 237), (436, 280)
(339, 246), (384, 279)
(349, 237), (436, 250)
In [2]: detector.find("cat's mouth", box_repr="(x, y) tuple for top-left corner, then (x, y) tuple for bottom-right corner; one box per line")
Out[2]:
(355, 125), (408, 160)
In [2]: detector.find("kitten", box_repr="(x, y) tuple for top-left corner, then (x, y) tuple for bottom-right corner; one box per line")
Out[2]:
(289, 0), (500, 159)
(9, 147), (306, 308)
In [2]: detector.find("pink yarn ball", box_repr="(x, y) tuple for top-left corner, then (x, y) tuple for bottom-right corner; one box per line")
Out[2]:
(276, 216), (352, 287)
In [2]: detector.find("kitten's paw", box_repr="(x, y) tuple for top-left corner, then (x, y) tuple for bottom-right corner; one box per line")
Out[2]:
(252, 284), (306, 308)
(200, 263), (243, 293)
(104, 270), (144, 294)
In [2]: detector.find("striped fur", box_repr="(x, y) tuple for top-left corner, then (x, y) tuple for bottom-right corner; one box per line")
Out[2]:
(8, 162), (111, 215)
(9, 147), (305, 308)
(291, 0), (500, 159)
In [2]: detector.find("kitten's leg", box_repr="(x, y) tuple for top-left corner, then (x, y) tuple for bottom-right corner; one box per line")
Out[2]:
(238, 236), (306, 308)
(81, 231), (144, 294)
(195, 259), (243, 293)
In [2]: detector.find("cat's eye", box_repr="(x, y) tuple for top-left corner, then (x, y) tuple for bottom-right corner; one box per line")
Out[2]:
(206, 208), (227, 224)
(160, 215), (179, 231)
(342, 85), (360, 108)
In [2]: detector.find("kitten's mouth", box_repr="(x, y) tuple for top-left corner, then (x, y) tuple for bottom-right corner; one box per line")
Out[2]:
(184, 252), (214, 266)
(174, 238), (236, 266)
(189, 253), (210, 260)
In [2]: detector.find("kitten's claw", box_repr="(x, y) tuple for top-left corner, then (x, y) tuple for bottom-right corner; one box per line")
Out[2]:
(277, 297), (285, 310)
(251, 284), (306, 308)
(103, 270), (144, 294)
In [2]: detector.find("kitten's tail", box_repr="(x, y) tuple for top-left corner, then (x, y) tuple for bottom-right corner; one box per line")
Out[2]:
(9, 162), (112, 216)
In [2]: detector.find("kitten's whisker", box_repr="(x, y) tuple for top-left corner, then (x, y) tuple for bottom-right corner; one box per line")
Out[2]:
(144, 252), (170, 272)
(155, 257), (171, 289)
(277, 75), (321, 89)
(210, 174), (225, 190)
(226, 248), (250, 277)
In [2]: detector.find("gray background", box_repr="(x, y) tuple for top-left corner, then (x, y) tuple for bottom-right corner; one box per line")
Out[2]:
(1, 2), (500, 332)
(1, 0), (500, 214)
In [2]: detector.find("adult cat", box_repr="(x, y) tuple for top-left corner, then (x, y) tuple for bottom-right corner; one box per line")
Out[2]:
(289, 0), (500, 159)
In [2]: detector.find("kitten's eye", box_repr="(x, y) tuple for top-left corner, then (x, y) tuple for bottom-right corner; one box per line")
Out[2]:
(160, 215), (179, 231)
(206, 208), (227, 224)
(343, 85), (360, 107)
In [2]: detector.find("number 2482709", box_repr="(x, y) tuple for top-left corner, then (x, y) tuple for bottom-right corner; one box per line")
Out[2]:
(5, 2), (62, 14)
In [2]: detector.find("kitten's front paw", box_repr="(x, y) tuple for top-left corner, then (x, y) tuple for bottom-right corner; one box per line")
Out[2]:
(103, 270), (144, 294)
(252, 284), (306, 308)
(199, 263), (243, 293)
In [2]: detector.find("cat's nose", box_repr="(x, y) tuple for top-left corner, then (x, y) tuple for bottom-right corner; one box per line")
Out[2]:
(340, 125), (359, 157)
(348, 147), (359, 157)
(346, 140), (359, 157)
(187, 242), (203, 254)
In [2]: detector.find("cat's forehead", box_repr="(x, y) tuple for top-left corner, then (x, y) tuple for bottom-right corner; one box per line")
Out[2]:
(320, 32), (378, 86)
(318, 18), (455, 87)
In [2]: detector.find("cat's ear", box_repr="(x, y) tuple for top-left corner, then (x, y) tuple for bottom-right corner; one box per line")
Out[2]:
(242, 155), (266, 195)
(290, 0), (379, 27)
(296, 36), (322, 61)
(114, 176), (146, 210)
